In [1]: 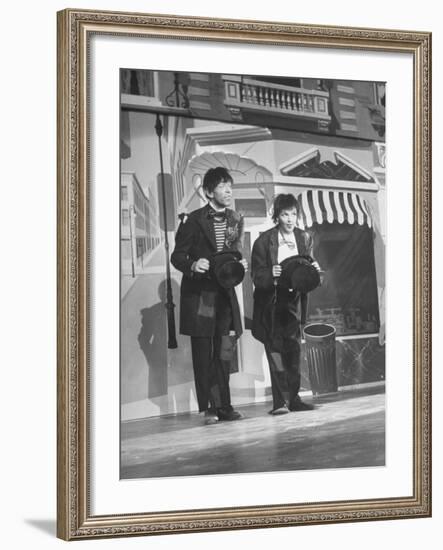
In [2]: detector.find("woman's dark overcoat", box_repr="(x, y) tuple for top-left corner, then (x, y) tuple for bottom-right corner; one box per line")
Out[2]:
(171, 204), (244, 337)
(250, 226), (314, 345)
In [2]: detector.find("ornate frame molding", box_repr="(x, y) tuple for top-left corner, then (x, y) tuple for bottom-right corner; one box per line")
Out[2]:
(57, 8), (431, 540)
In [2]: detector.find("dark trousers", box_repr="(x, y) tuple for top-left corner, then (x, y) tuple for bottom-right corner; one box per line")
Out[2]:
(191, 336), (232, 412)
(264, 340), (301, 410)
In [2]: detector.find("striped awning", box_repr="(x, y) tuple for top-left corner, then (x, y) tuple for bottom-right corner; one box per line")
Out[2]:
(296, 190), (372, 229)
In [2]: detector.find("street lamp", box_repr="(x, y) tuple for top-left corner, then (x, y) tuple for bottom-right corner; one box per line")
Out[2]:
(155, 114), (178, 349)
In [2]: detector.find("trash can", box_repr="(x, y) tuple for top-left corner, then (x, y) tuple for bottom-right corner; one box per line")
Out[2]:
(303, 323), (338, 395)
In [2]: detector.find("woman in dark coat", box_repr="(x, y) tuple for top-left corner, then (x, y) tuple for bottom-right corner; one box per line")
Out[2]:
(251, 194), (321, 415)
(171, 167), (247, 425)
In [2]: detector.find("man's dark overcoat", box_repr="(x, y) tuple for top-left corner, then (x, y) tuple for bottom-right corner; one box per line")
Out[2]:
(250, 226), (314, 345)
(171, 204), (244, 337)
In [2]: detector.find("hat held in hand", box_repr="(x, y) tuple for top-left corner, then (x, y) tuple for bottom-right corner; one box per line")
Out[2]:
(210, 250), (245, 289)
(279, 255), (320, 294)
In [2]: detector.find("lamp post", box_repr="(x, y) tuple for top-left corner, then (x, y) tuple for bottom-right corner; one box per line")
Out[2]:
(155, 114), (178, 349)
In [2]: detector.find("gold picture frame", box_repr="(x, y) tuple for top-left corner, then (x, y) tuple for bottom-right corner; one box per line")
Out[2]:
(57, 8), (431, 540)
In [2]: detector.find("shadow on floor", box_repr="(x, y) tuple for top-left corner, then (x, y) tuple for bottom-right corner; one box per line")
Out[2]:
(24, 519), (56, 537)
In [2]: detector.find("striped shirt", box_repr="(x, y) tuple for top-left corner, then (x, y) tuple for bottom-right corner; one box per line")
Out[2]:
(213, 219), (227, 251)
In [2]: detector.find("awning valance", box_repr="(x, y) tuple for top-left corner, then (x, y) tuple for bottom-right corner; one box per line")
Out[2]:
(296, 190), (372, 229)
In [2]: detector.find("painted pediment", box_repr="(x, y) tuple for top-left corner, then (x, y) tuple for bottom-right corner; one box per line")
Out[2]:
(280, 147), (375, 182)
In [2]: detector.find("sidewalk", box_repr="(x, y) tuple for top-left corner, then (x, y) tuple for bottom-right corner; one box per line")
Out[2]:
(121, 240), (175, 300)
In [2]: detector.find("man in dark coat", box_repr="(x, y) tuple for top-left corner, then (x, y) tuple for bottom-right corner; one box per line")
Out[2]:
(171, 167), (247, 425)
(251, 193), (321, 415)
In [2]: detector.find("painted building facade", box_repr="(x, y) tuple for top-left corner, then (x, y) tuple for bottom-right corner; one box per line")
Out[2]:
(120, 70), (386, 420)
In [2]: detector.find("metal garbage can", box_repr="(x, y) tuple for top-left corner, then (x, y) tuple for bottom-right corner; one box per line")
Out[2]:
(303, 323), (338, 395)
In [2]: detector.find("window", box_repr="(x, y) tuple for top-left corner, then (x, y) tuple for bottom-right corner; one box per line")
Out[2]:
(234, 198), (267, 218)
(121, 240), (131, 259)
(121, 209), (129, 226)
(121, 69), (155, 97)
(307, 222), (380, 336)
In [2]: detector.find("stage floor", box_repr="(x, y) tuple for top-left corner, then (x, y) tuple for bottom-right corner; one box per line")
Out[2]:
(120, 384), (385, 479)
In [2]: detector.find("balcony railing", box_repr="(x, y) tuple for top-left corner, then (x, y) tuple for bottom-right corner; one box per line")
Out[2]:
(223, 76), (331, 121)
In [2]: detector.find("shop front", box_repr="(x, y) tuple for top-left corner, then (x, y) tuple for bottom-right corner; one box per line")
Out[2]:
(296, 188), (385, 388)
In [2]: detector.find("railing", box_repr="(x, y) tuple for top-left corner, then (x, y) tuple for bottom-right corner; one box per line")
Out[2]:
(223, 76), (331, 120)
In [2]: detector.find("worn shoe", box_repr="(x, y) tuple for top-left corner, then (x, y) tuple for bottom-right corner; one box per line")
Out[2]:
(204, 410), (219, 425)
(217, 407), (244, 421)
(289, 398), (315, 411)
(270, 405), (290, 415)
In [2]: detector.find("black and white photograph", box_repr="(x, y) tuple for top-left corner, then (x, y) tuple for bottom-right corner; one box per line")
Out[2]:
(119, 69), (387, 479)
(2, 0), (439, 546)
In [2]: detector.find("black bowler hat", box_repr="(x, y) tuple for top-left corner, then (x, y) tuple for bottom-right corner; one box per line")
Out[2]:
(210, 250), (245, 289)
(279, 255), (320, 294)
